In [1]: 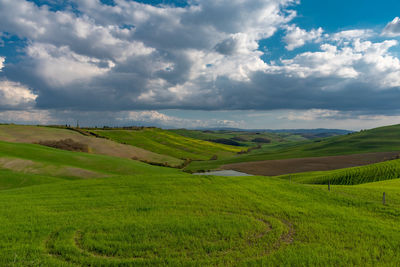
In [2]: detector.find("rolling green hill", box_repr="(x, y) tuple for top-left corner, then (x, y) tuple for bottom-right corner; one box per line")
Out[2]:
(185, 124), (400, 172)
(0, 140), (174, 178)
(0, 139), (399, 265)
(0, 124), (182, 166)
(89, 128), (242, 161)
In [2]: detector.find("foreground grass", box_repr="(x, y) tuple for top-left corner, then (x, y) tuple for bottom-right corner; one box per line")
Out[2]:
(0, 169), (67, 190)
(1, 172), (399, 266)
(0, 141), (399, 265)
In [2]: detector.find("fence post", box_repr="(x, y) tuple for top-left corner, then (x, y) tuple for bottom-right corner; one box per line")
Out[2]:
(383, 192), (386, 205)
(328, 180), (330, 191)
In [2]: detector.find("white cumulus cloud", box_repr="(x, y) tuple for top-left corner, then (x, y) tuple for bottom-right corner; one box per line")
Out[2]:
(0, 0), (298, 109)
(121, 110), (243, 128)
(281, 109), (341, 121)
(382, 17), (400, 37)
(331, 29), (373, 42)
(277, 39), (400, 87)
(283, 25), (323, 50)
(0, 80), (37, 108)
(0, 110), (54, 124)
(26, 43), (115, 86)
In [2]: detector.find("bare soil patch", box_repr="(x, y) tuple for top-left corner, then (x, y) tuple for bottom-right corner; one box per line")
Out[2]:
(0, 158), (35, 172)
(222, 152), (400, 176)
(59, 167), (105, 179)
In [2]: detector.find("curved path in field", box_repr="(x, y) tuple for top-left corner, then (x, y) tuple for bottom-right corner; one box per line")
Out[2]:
(44, 210), (295, 265)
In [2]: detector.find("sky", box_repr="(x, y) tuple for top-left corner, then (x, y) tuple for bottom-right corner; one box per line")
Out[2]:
(1, 0), (400, 130)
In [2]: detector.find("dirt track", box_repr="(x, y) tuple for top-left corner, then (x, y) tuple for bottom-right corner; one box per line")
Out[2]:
(222, 152), (400, 176)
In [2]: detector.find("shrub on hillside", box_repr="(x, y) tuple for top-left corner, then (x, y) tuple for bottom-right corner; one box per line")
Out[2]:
(238, 144), (261, 154)
(251, 137), (271, 143)
(231, 136), (246, 142)
(37, 139), (89, 152)
(209, 138), (241, 146)
(210, 155), (218, 160)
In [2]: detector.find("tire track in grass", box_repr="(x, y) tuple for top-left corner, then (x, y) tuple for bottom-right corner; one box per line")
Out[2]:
(44, 211), (295, 264)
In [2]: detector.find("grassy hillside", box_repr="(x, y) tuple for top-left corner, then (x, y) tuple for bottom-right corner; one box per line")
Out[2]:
(0, 169), (66, 190)
(0, 140), (175, 178)
(90, 128), (242, 160)
(0, 139), (399, 265)
(0, 124), (182, 166)
(185, 124), (400, 172)
(278, 158), (400, 185)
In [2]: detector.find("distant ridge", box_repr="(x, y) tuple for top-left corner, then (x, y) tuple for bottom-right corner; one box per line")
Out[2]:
(192, 127), (353, 135)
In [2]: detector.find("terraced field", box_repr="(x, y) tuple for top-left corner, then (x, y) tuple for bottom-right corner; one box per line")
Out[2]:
(0, 139), (400, 265)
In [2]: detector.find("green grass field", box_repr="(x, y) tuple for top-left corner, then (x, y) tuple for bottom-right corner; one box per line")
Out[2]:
(185, 124), (400, 172)
(90, 128), (242, 161)
(0, 139), (400, 266)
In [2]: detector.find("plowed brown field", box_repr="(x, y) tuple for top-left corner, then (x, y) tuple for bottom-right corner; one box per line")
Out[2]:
(222, 152), (400, 176)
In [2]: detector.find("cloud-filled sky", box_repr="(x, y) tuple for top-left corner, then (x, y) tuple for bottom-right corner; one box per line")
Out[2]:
(1, 0), (400, 130)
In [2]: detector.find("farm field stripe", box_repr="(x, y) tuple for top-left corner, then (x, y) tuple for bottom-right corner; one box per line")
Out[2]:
(222, 151), (400, 176)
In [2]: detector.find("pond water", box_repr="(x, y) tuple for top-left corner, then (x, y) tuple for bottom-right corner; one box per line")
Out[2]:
(192, 170), (253, 176)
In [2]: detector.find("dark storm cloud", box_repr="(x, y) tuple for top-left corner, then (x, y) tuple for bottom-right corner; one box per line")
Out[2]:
(215, 37), (238, 55)
(209, 72), (400, 112)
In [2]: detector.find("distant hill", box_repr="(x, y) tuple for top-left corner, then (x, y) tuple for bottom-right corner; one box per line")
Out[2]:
(169, 128), (310, 148)
(263, 128), (353, 134)
(193, 127), (353, 135)
(176, 128), (353, 143)
(185, 124), (400, 172)
(88, 128), (242, 161)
